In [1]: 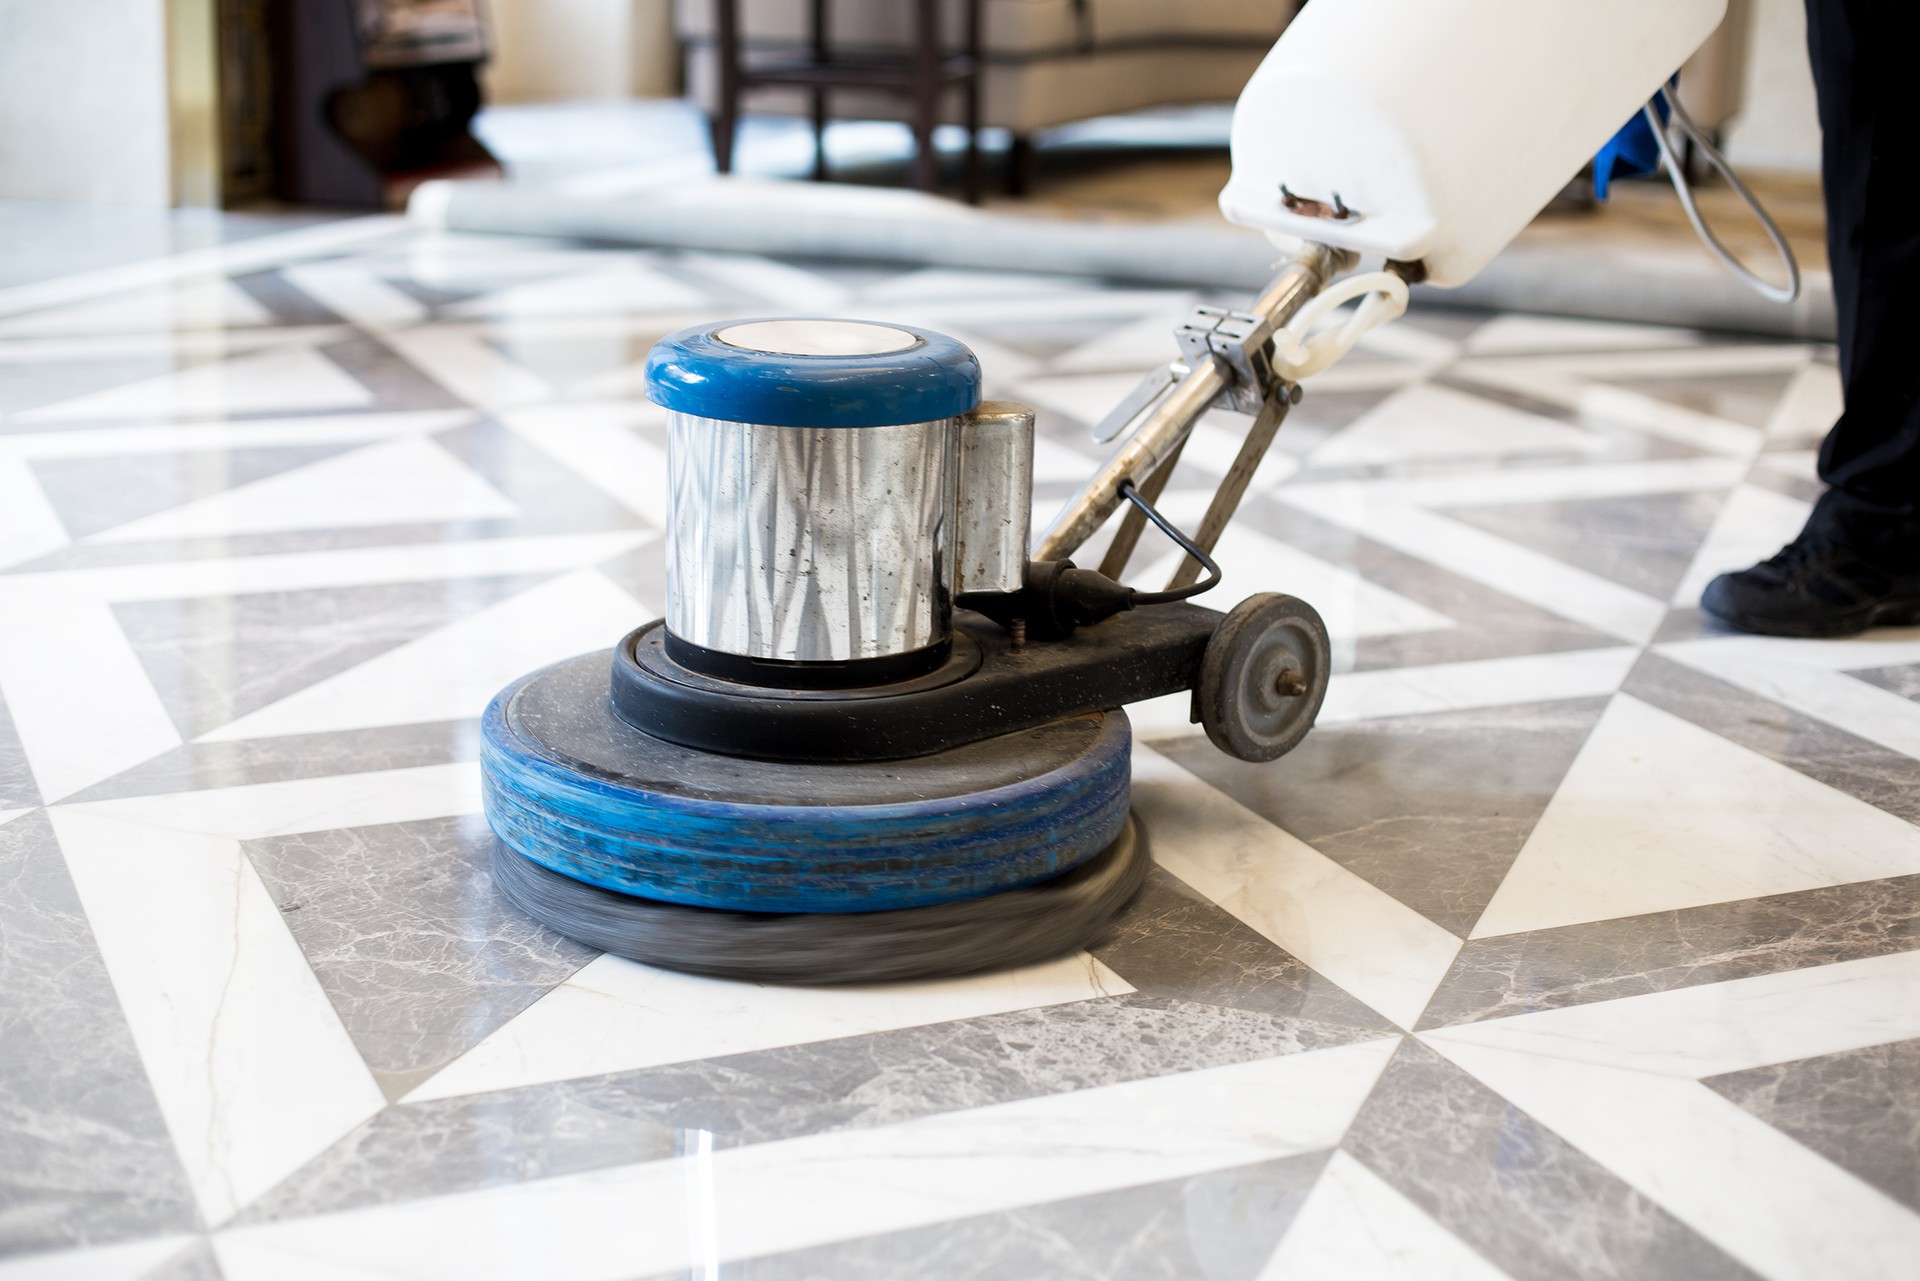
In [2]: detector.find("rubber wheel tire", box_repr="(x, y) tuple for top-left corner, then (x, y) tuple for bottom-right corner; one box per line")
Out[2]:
(1197, 593), (1331, 762)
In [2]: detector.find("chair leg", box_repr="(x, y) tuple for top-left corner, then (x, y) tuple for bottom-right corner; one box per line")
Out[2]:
(911, 0), (940, 193)
(962, 0), (982, 203)
(1006, 134), (1035, 196)
(710, 0), (741, 173)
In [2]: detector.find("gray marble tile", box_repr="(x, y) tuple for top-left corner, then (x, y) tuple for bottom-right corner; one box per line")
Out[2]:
(239, 995), (1385, 1223)
(243, 814), (595, 1095)
(650, 1151), (1327, 1281)
(1743, 466), (1823, 504)
(63, 719), (478, 804)
(1851, 663), (1920, 705)
(114, 574), (552, 739)
(1159, 699), (1608, 936)
(0, 812), (199, 1254)
(433, 418), (649, 535)
(1446, 490), (1726, 600)
(0, 354), (187, 419)
(1095, 867), (1396, 1032)
(483, 329), (661, 389)
(0, 693), (37, 809)
(139, 1237), (223, 1281)
(229, 269), (347, 326)
(1347, 1040), (1761, 1281)
(1705, 1037), (1920, 1214)
(1592, 369), (1797, 430)
(0, 518), (546, 578)
(1419, 874), (1920, 1030)
(317, 333), (465, 412)
(29, 443), (358, 540)
(1628, 654), (1920, 824)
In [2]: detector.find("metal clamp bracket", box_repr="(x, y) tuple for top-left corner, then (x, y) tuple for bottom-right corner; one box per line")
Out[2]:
(1173, 306), (1288, 414)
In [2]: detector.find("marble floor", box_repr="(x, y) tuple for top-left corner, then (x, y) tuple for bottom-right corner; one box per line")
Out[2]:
(1, 210), (1917, 1281)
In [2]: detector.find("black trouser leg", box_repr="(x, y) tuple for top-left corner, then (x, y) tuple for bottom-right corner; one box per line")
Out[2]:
(1804, 0), (1920, 529)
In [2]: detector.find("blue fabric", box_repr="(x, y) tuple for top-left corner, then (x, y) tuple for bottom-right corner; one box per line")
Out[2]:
(1593, 93), (1670, 202)
(644, 319), (982, 428)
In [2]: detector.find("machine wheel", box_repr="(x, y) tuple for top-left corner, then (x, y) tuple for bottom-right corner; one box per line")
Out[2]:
(1197, 593), (1330, 762)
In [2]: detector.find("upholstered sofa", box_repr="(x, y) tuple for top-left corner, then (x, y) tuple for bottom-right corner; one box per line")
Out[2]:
(674, 0), (1298, 166)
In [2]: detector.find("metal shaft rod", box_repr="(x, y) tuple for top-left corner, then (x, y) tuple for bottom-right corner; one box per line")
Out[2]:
(1164, 390), (1291, 591)
(1032, 245), (1339, 563)
(1096, 433), (1188, 581)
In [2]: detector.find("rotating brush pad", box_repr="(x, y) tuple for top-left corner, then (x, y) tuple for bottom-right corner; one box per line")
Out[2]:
(481, 650), (1132, 916)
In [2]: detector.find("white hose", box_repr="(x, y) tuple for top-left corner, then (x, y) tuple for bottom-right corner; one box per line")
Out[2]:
(1643, 88), (1801, 304)
(1269, 269), (1410, 380)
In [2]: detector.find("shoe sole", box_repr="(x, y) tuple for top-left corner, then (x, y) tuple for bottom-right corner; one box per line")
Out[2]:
(1701, 596), (1920, 638)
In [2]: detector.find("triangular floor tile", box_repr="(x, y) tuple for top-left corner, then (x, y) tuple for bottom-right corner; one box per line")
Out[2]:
(1447, 489), (1728, 600)
(1161, 697), (1609, 936)
(1592, 369), (1799, 430)
(16, 346), (372, 423)
(445, 263), (708, 319)
(633, 1151), (1329, 1281)
(114, 572), (554, 739)
(1310, 383), (1608, 467)
(0, 280), (271, 336)
(1472, 694), (1920, 937)
(87, 436), (518, 543)
(244, 812), (596, 1095)
(1264, 1150), (1512, 1280)
(1704, 1038), (1920, 1214)
(31, 443), (359, 539)
(200, 568), (644, 740)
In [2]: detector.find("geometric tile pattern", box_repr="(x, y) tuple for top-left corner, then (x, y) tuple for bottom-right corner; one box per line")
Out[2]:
(1, 216), (1916, 1279)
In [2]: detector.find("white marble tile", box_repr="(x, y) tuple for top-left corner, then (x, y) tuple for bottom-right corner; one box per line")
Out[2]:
(62, 761), (482, 839)
(1012, 371), (1159, 430)
(216, 1039), (1400, 1281)
(1472, 695), (1920, 938)
(445, 263), (708, 319)
(0, 217), (401, 321)
(0, 326), (348, 367)
(1308, 383), (1608, 468)
(87, 435), (518, 544)
(676, 252), (853, 311)
(1131, 499), (1454, 642)
(1452, 357), (1770, 457)
(1659, 634), (1920, 762)
(201, 569), (645, 741)
(1762, 361), (1843, 445)
(0, 588), (181, 801)
(1045, 307), (1199, 374)
(855, 267), (1090, 303)
(0, 1236), (195, 1281)
(0, 278), (271, 336)
(1278, 490), (1666, 643)
(16, 346), (375, 424)
(1671, 483), (1813, 604)
(1261, 1151), (1513, 1281)
(1317, 647), (1638, 725)
(1463, 314), (1700, 356)
(411, 950), (1132, 1102)
(379, 327), (552, 408)
(495, 401), (671, 527)
(7, 531), (650, 605)
(1426, 948), (1920, 1078)
(1134, 746), (1462, 1029)
(48, 809), (386, 1225)
(1755, 448), (1820, 482)
(1426, 1040), (1920, 1281)
(1289, 456), (1746, 511)
(0, 409), (477, 461)
(279, 264), (429, 329)
(0, 454), (69, 570)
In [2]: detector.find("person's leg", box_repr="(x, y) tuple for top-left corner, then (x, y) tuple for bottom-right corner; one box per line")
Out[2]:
(1701, 0), (1920, 635)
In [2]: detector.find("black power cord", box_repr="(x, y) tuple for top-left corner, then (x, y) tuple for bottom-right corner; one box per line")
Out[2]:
(1116, 479), (1223, 604)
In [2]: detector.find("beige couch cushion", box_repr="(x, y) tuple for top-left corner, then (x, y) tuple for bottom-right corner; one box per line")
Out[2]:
(675, 0), (1291, 58)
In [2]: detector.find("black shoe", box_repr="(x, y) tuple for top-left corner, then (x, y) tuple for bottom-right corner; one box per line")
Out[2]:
(1701, 501), (1920, 637)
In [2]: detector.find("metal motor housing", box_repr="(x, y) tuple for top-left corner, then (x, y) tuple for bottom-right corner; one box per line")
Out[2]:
(644, 318), (1029, 685)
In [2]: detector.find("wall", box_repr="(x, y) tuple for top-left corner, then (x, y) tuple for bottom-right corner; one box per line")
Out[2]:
(1723, 0), (1822, 173)
(0, 0), (175, 204)
(484, 0), (678, 103)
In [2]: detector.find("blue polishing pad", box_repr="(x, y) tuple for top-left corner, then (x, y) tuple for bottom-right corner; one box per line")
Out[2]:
(481, 650), (1131, 914)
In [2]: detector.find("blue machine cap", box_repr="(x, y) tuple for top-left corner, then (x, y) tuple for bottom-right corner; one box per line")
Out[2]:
(644, 318), (982, 428)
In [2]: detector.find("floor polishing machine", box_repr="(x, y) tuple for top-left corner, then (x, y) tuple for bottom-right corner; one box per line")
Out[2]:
(482, 0), (1790, 983)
